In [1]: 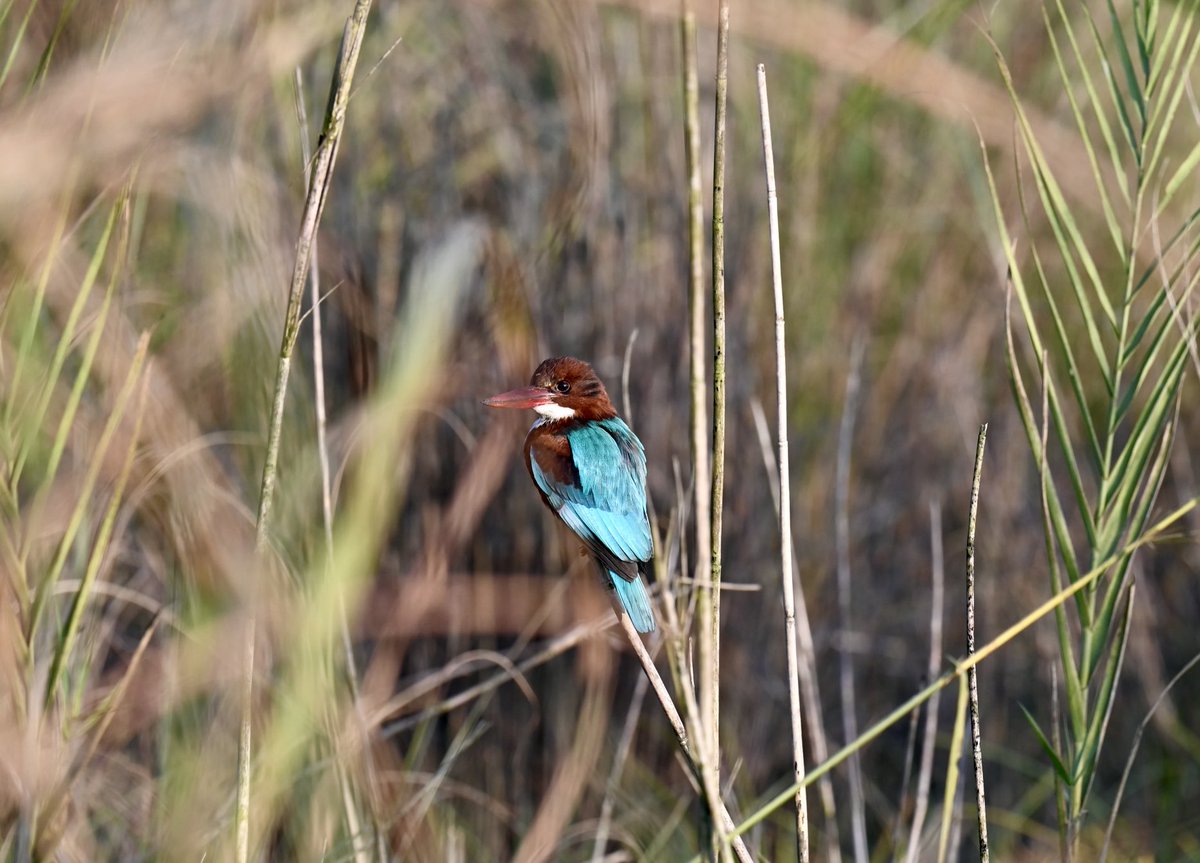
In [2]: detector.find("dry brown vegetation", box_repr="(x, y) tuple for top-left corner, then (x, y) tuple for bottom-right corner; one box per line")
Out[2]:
(2, 0), (1198, 860)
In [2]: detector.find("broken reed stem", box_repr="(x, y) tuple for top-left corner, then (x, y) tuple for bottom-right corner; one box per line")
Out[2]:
(703, 1), (731, 858)
(238, 4), (374, 861)
(966, 423), (991, 863)
(755, 63), (808, 863)
(614, 610), (754, 863)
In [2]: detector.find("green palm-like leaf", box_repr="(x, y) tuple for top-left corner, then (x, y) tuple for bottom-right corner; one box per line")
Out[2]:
(990, 0), (1198, 845)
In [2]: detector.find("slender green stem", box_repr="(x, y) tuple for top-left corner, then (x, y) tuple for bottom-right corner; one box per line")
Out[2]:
(237, 3), (374, 860)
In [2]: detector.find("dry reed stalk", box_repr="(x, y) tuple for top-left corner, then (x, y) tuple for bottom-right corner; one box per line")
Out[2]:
(966, 423), (990, 862)
(679, 0), (713, 770)
(239, 3), (374, 860)
(682, 6), (709, 594)
(755, 63), (808, 863)
(702, 1), (731, 858)
(749, 400), (842, 862)
(612, 608), (754, 863)
(835, 338), (867, 863)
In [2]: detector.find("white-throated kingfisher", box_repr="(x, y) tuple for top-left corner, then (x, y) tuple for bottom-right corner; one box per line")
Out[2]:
(484, 356), (656, 633)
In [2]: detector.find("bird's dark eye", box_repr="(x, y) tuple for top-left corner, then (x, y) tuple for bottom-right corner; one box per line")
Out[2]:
(555, 380), (571, 394)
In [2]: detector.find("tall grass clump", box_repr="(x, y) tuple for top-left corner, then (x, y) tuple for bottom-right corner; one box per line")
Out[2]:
(986, 0), (1200, 854)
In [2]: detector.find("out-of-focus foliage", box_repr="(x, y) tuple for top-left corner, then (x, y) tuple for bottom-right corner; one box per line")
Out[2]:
(0, 0), (1196, 860)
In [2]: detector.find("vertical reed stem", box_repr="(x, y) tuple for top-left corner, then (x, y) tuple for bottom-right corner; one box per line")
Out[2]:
(755, 63), (808, 862)
(702, 2), (730, 858)
(682, 8), (710, 600)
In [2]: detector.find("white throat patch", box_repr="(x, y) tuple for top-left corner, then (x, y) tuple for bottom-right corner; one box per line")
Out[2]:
(534, 402), (576, 421)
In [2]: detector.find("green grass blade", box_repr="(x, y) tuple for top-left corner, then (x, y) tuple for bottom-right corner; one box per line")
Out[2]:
(25, 0), (79, 94)
(1162, 139), (1200, 216)
(1019, 703), (1072, 785)
(44, 371), (147, 711)
(986, 141), (1089, 582)
(1054, 0), (1131, 207)
(1144, 25), (1200, 197)
(10, 199), (120, 492)
(1026, 238), (1105, 480)
(1101, 330), (1193, 545)
(1028, 151), (1115, 357)
(1080, 2), (1139, 160)
(1044, 3), (1125, 259)
(4, 180), (75, 432)
(937, 675), (970, 863)
(1004, 296), (1086, 596)
(1112, 267), (1198, 430)
(1147, 0), (1191, 99)
(1133, 207), (1200, 304)
(27, 334), (149, 645)
(1036, 393), (1087, 736)
(1090, 393), (1182, 686)
(1133, 0), (1155, 82)
(1105, 0), (1146, 132)
(0, 0), (39, 90)
(1077, 584), (1135, 801)
(995, 37), (1120, 336)
(42, 205), (127, 485)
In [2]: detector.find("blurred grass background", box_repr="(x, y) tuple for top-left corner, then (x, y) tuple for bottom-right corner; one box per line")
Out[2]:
(1, 0), (1198, 860)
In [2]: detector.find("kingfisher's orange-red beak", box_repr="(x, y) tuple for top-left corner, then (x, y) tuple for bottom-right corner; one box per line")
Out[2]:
(483, 386), (554, 409)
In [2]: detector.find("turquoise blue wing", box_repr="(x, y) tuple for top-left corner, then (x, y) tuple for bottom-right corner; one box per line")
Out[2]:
(529, 418), (652, 563)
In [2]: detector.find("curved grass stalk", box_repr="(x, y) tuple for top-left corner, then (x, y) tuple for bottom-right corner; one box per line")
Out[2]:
(238, 2), (375, 860)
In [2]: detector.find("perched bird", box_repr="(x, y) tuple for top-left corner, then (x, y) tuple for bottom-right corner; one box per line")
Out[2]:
(484, 356), (656, 633)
